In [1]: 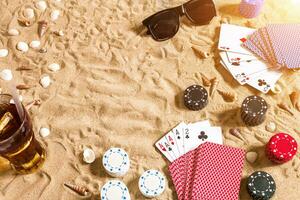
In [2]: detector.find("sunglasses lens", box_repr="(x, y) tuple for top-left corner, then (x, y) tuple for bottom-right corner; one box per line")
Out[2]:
(147, 11), (179, 41)
(184, 0), (216, 25)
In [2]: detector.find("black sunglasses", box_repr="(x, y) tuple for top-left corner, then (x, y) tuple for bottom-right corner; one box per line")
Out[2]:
(142, 0), (217, 41)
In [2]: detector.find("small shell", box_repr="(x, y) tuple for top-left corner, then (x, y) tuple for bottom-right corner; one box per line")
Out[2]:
(10, 95), (23, 104)
(0, 69), (13, 81)
(265, 121), (276, 132)
(0, 49), (8, 58)
(29, 40), (41, 49)
(229, 128), (247, 142)
(200, 73), (211, 87)
(18, 19), (32, 27)
(24, 8), (35, 19)
(271, 84), (282, 94)
(16, 84), (33, 90)
(246, 151), (258, 164)
(16, 42), (29, 52)
(277, 103), (294, 116)
(8, 29), (19, 36)
(289, 91), (300, 108)
(40, 75), (51, 88)
(191, 46), (210, 59)
(82, 148), (96, 164)
(25, 99), (41, 110)
(217, 89), (237, 102)
(209, 77), (219, 97)
(39, 127), (50, 137)
(35, 1), (47, 11)
(53, 30), (64, 36)
(50, 10), (60, 21)
(48, 63), (61, 72)
(39, 47), (47, 53)
(64, 182), (90, 196)
(38, 21), (48, 38)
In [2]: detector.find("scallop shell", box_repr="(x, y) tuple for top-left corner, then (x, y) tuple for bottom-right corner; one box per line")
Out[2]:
(38, 21), (48, 38)
(246, 151), (258, 164)
(0, 49), (8, 58)
(24, 8), (35, 19)
(29, 40), (41, 49)
(277, 103), (294, 116)
(16, 42), (29, 52)
(39, 127), (50, 137)
(217, 90), (237, 102)
(200, 73), (211, 87)
(8, 29), (19, 36)
(40, 75), (51, 88)
(290, 91), (300, 112)
(64, 182), (90, 196)
(50, 10), (60, 21)
(209, 77), (219, 97)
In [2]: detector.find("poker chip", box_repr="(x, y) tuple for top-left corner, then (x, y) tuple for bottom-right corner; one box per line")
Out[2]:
(183, 85), (208, 111)
(241, 95), (268, 126)
(266, 133), (298, 163)
(139, 170), (166, 198)
(247, 171), (276, 200)
(239, 0), (264, 19)
(100, 180), (131, 200)
(102, 148), (130, 177)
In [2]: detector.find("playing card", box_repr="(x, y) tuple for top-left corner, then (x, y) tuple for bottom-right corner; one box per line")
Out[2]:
(155, 137), (176, 162)
(218, 24), (255, 55)
(220, 52), (273, 85)
(165, 130), (181, 159)
(246, 68), (282, 93)
(226, 51), (257, 63)
(171, 122), (187, 157)
(184, 126), (223, 153)
(183, 147), (198, 200)
(191, 142), (245, 200)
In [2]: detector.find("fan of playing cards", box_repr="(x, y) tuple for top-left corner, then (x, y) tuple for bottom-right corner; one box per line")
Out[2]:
(218, 24), (287, 93)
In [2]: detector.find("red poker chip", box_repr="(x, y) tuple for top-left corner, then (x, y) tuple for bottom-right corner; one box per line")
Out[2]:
(266, 133), (298, 163)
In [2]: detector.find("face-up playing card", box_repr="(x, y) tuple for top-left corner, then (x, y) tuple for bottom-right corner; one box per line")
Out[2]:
(220, 52), (273, 85)
(155, 137), (175, 162)
(171, 122), (187, 157)
(191, 142), (245, 200)
(218, 24), (255, 55)
(226, 51), (257, 63)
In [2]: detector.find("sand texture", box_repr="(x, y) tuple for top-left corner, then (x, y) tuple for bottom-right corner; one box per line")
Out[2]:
(0, 0), (300, 199)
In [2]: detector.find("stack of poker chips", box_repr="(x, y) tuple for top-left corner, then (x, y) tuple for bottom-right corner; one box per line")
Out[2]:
(241, 95), (268, 126)
(138, 170), (166, 198)
(247, 171), (276, 200)
(102, 147), (130, 177)
(183, 85), (208, 111)
(266, 133), (298, 163)
(239, 0), (264, 18)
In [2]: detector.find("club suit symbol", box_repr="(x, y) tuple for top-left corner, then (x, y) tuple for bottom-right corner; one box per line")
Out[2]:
(198, 131), (208, 141)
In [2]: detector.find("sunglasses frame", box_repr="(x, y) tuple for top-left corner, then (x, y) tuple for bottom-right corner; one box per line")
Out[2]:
(143, 0), (217, 41)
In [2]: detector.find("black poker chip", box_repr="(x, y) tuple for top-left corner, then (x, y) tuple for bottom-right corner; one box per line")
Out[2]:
(183, 85), (208, 111)
(247, 171), (276, 200)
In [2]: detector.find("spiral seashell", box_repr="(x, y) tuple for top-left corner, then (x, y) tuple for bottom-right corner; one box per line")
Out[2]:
(64, 182), (90, 196)
(38, 21), (48, 38)
(25, 99), (41, 110)
(289, 91), (300, 111)
(229, 128), (247, 142)
(277, 103), (294, 116)
(209, 77), (219, 97)
(200, 73), (211, 87)
(18, 19), (32, 27)
(217, 89), (237, 102)
(191, 46), (210, 59)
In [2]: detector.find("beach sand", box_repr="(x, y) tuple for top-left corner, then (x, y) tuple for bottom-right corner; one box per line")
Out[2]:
(0, 0), (300, 199)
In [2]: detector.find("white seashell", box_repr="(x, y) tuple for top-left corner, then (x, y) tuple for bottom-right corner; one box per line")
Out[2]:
(24, 8), (35, 19)
(10, 95), (23, 104)
(0, 69), (13, 81)
(35, 1), (47, 11)
(29, 40), (41, 49)
(39, 127), (50, 137)
(40, 75), (51, 88)
(265, 122), (276, 132)
(48, 63), (60, 72)
(54, 30), (64, 36)
(0, 49), (8, 58)
(82, 148), (96, 164)
(16, 42), (29, 52)
(50, 10), (60, 21)
(8, 29), (19, 36)
(246, 151), (258, 164)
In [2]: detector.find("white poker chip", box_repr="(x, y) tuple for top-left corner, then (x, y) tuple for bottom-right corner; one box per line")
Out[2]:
(139, 170), (166, 198)
(102, 148), (130, 177)
(100, 180), (131, 200)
